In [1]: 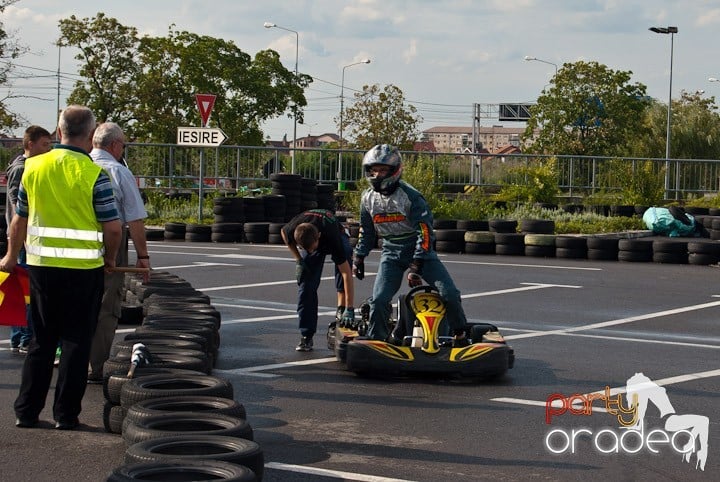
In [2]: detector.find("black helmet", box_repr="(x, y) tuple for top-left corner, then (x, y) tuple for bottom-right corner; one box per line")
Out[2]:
(362, 144), (402, 194)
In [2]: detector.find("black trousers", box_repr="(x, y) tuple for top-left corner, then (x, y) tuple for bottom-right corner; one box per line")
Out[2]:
(14, 265), (104, 423)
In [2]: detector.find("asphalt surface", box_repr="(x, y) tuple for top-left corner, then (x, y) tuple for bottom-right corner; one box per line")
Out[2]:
(1, 238), (719, 481)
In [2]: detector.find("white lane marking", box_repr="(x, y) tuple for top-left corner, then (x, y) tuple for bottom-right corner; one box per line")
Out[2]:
(461, 282), (581, 300)
(554, 331), (720, 349)
(197, 275), (375, 291)
(215, 357), (337, 377)
(151, 262), (241, 269)
(505, 299), (720, 340)
(212, 303), (298, 313)
(264, 462), (418, 482)
(492, 368), (720, 410)
(444, 259), (602, 271)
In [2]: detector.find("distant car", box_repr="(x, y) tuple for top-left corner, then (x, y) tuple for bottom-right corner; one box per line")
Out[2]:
(329, 285), (514, 379)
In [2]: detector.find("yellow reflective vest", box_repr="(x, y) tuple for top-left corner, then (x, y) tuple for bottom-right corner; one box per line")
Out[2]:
(22, 148), (104, 269)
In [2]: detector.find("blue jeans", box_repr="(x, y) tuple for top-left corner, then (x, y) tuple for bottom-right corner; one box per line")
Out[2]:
(368, 240), (467, 340)
(10, 253), (33, 348)
(297, 233), (352, 338)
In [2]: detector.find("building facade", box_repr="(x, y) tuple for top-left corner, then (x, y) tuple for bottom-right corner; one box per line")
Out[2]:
(421, 125), (530, 153)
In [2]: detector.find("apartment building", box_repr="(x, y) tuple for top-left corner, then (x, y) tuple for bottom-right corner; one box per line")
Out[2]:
(421, 125), (529, 153)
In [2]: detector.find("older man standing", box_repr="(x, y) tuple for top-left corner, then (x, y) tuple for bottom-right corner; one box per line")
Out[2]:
(0, 105), (122, 430)
(87, 122), (150, 383)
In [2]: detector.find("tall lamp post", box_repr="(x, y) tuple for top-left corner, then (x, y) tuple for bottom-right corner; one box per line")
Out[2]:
(524, 55), (558, 77)
(649, 26), (678, 198)
(264, 21), (299, 174)
(338, 58), (371, 190)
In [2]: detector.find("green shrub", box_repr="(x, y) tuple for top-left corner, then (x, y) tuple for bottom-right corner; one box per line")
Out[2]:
(496, 158), (559, 204)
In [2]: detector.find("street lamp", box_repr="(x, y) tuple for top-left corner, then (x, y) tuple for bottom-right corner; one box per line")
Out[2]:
(649, 26), (678, 198)
(338, 58), (371, 189)
(524, 55), (558, 77)
(264, 21), (299, 174)
(710, 77), (720, 83)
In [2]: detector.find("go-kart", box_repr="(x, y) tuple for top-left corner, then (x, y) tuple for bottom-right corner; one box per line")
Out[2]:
(328, 285), (514, 378)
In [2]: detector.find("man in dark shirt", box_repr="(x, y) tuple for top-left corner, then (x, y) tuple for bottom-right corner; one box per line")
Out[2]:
(281, 209), (354, 351)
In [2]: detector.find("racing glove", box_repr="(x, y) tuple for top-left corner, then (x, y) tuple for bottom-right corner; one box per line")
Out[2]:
(340, 307), (355, 326)
(353, 256), (365, 280)
(295, 259), (307, 284)
(407, 258), (423, 287)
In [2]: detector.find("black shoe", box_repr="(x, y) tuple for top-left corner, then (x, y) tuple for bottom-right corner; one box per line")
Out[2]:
(295, 336), (313, 352)
(86, 376), (103, 385)
(452, 335), (470, 348)
(15, 417), (38, 428)
(54, 418), (79, 430)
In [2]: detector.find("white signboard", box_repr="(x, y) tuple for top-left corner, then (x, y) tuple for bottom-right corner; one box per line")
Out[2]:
(177, 127), (228, 147)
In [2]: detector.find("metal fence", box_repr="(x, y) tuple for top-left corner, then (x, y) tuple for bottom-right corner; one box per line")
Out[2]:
(3, 141), (719, 200)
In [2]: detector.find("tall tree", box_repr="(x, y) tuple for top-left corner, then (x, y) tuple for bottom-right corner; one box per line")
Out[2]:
(0, 0), (28, 132)
(57, 14), (311, 145)
(339, 84), (421, 150)
(522, 61), (648, 156)
(135, 29), (311, 145)
(57, 13), (142, 128)
(629, 91), (720, 160)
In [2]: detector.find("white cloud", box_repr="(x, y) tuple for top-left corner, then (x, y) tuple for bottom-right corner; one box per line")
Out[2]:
(696, 8), (720, 26)
(403, 39), (418, 64)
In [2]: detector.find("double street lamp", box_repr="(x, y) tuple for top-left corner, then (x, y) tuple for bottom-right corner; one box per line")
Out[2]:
(338, 59), (371, 189)
(649, 26), (678, 198)
(264, 21), (299, 174)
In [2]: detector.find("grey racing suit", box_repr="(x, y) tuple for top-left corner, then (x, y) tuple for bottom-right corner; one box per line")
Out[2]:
(354, 180), (467, 340)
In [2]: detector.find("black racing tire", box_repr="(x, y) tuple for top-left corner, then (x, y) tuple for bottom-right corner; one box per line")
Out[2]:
(144, 228), (164, 241)
(434, 229), (465, 241)
(489, 219), (517, 233)
(555, 236), (587, 249)
(110, 339), (205, 358)
(146, 303), (220, 321)
(124, 396), (246, 428)
(123, 436), (263, 481)
(653, 252), (688, 264)
(464, 242), (495, 255)
(103, 353), (210, 379)
(144, 312), (220, 330)
(122, 413), (253, 446)
(495, 243), (525, 256)
(111, 347), (211, 374)
(652, 240), (688, 254)
(134, 325), (219, 352)
(688, 253), (719, 266)
(688, 241), (720, 255)
(103, 401), (125, 434)
(555, 247), (587, 259)
(523, 234), (556, 246)
(464, 231), (494, 243)
(212, 232), (244, 243)
(106, 459), (256, 482)
(104, 367), (206, 406)
(433, 219), (457, 229)
(586, 237), (619, 250)
(120, 373), (234, 409)
(435, 240), (464, 253)
(186, 231), (212, 242)
(618, 250), (653, 262)
(163, 222), (186, 234)
(618, 238), (654, 252)
(124, 331), (209, 353)
(520, 219), (555, 234)
(524, 245), (555, 257)
(493, 233), (524, 245)
(586, 248), (618, 261)
(186, 223), (212, 235)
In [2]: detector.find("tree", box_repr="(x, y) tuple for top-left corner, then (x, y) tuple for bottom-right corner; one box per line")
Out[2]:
(0, 0), (28, 132)
(522, 61), (648, 157)
(339, 84), (421, 150)
(57, 14), (311, 145)
(629, 91), (720, 160)
(57, 13), (142, 129)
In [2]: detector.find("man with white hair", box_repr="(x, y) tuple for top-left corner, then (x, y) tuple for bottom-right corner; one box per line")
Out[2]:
(87, 122), (150, 383)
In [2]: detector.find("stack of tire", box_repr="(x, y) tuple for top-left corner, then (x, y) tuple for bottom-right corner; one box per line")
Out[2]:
(163, 222), (186, 241)
(270, 173), (302, 221)
(555, 236), (588, 259)
(102, 273), (265, 481)
(243, 222), (270, 244)
(185, 223), (212, 242)
(586, 236), (620, 261)
(688, 240), (720, 266)
(490, 219), (523, 256)
(707, 217), (720, 240)
(521, 219), (555, 258)
(652, 239), (689, 264)
(617, 238), (654, 263)
(301, 178), (318, 210)
(433, 219), (465, 254)
(262, 194), (286, 223)
(267, 223), (285, 245)
(213, 197), (245, 243)
(316, 184), (336, 211)
(243, 197), (265, 223)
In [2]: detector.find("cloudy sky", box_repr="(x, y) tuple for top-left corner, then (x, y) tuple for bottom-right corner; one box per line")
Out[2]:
(2, 0), (719, 141)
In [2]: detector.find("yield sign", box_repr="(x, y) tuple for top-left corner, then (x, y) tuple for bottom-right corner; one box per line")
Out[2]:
(195, 93), (216, 127)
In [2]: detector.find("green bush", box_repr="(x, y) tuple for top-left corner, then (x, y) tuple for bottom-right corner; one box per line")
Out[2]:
(496, 158), (559, 204)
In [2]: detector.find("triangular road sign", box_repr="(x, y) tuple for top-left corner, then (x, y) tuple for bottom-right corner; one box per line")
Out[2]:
(195, 93), (216, 127)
